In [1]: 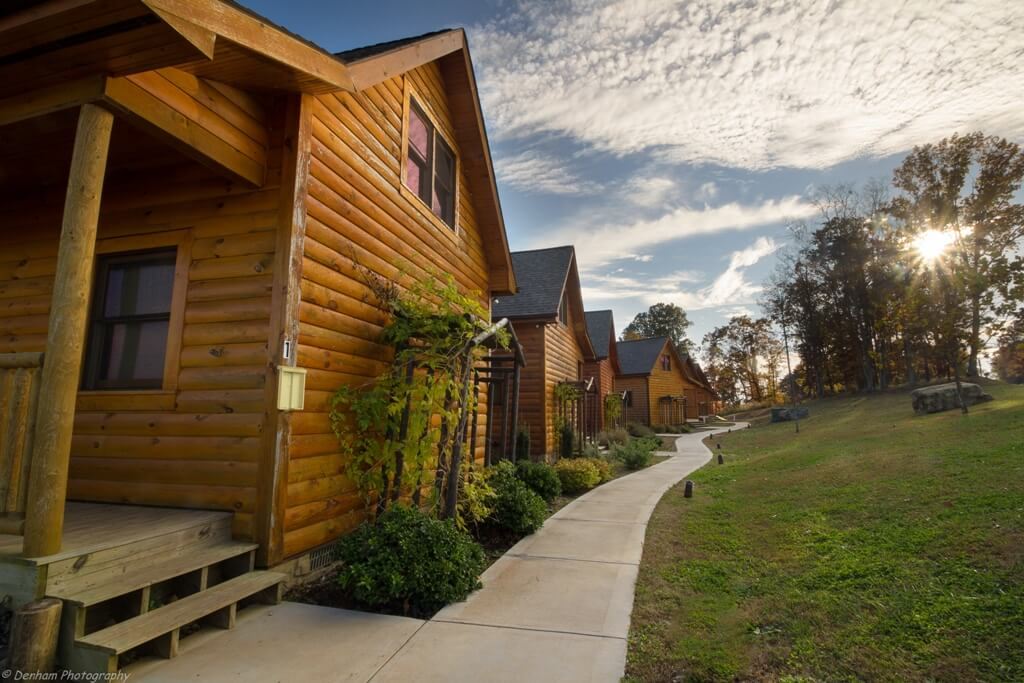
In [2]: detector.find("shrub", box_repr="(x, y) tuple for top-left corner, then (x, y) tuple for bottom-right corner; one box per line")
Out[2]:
(589, 456), (615, 483)
(626, 422), (656, 438)
(597, 431), (610, 448)
(555, 458), (600, 494)
(652, 423), (670, 433)
(335, 505), (485, 616)
(582, 442), (601, 458)
(674, 423), (692, 434)
(606, 428), (629, 446)
(612, 437), (658, 470)
(456, 464), (496, 531)
(559, 422), (575, 458)
(515, 460), (561, 502)
(515, 425), (531, 461)
(487, 461), (548, 535)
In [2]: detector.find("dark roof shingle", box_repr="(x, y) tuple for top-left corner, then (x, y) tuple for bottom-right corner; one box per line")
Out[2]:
(616, 337), (669, 375)
(492, 247), (573, 320)
(334, 29), (455, 62)
(584, 310), (614, 359)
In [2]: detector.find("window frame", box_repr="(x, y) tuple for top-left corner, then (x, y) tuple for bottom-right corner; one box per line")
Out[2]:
(400, 80), (461, 235)
(80, 231), (190, 394)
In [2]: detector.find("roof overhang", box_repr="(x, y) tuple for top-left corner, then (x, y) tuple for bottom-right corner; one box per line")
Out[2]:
(0, 0), (356, 100)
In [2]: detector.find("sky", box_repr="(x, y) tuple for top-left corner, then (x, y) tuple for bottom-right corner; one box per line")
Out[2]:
(243, 0), (1024, 354)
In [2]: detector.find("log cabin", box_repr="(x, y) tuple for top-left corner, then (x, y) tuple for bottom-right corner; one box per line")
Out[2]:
(583, 310), (622, 432)
(0, 0), (515, 672)
(491, 247), (596, 458)
(615, 336), (703, 427)
(681, 355), (720, 419)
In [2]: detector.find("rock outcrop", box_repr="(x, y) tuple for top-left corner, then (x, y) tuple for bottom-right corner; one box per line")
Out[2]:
(910, 382), (993, 415)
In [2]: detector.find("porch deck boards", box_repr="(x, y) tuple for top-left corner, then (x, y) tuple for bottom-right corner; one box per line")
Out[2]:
(0, 502), (231, 564)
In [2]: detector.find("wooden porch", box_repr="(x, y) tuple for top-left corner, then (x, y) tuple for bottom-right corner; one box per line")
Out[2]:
(0, 502), (284, 673)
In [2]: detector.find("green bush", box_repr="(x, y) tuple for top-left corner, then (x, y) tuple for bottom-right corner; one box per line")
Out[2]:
(673, 423), (692, 433)
(589, 456), (615, 483)
(335, 505), (485, 616)
(515, 425), (531, 461)
(612, 437), (658, 470)
(555, 458), (600, 494)
(515, 460), (561, 502)
(487, 461), (548, 535)
(626, 422), (656, 438)
(607, 428), (629, 446)
(652, 423), (670, 433)
(559, 422), (575, 458)
(582, 442), (601, 458)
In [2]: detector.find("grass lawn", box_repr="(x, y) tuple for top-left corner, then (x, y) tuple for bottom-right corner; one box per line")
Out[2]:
(627, 383), (1024, 682)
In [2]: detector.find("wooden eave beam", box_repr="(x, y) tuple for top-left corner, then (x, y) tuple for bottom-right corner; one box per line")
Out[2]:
(140, 0), (355, 92)
(0, 75), (104, 127)
(100, 74), (266, 187)
(345, 30), (464, 90)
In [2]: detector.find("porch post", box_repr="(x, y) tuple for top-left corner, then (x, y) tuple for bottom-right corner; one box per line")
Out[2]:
(23, 104), (113, 558)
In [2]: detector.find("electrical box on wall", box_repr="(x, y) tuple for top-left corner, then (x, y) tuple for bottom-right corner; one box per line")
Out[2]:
(277, 366), (306, 411)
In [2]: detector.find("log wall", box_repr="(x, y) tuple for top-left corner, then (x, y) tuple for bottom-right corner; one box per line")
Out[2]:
(615, 376), (649, 425)
(285, 63), (495, 556)
(541, 307), (586, 456)
(0, 94), (282, 545)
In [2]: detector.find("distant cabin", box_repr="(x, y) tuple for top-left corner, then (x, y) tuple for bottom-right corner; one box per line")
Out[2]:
(614, 337), (717, 426)
(492, 247), (597, 457)
(583, 310), (622, 432)
(0, 0), (517, 632)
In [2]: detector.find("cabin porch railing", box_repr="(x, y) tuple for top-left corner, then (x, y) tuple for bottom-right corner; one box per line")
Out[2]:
(0, 352), (45, 536)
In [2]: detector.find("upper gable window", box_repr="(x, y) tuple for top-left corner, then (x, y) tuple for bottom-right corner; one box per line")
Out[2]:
(404, 98), (456, 228)
(661, 354), (671, 371)
(558, 291), (568, 326)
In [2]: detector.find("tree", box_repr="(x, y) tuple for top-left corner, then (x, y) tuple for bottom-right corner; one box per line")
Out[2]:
(622, 303), (694, 356)
(701, 316), (780, 404)
(890, 133), (1024, 377)
(994, 309), (1024, 383)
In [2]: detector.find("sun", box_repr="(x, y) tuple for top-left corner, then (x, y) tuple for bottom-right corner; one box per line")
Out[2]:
(913, 229), (954, 264)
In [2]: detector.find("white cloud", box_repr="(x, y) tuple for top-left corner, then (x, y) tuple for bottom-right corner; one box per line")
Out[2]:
(537, 195), (813, 267)
(473, 0), (1024, 170)
(582, 236), (778, 312)
(492, 149), (601, 195)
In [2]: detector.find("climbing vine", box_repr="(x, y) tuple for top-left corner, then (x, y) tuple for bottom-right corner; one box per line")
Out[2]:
(329, 264), (509, 522)
(604, 393), (622, 426)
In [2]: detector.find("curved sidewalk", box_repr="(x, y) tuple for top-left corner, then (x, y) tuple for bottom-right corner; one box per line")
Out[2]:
(371, 424), (741, 683)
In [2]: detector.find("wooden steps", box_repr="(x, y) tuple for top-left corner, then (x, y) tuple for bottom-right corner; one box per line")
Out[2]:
(50, 541), (257, 608)
(33, 504), (286, 675)
(69, 572), (284, 673)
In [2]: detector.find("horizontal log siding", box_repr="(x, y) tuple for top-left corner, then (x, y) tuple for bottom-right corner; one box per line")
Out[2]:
(647, 344), (699, 425)
(286, 64), (493, 557)
(0, 102), (282, 542)
(507, 321), (546, 460)
(582, 357), (616, 431)
(615, 376), (650, 426)
(542, 308), (586, 457)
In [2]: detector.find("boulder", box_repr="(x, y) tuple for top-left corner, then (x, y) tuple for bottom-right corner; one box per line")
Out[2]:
(910, 382), (993, 415)
(771, 406), (809, 422)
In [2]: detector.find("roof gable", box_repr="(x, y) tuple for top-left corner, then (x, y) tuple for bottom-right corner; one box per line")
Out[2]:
(493, 246), (595, 359)
(585, 310), (614, 359)
(493, 247), (574, 319)
(616, 336), (671, 375)
(338, 29), (515, 294)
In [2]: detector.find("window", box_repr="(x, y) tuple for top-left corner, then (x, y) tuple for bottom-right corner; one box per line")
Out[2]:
(558, 292), (568, 326)
(624, 390), (633, 408)
(661, 354), (671, 371)
(404, 98), (456, 228)
(82, 249), (176, 390)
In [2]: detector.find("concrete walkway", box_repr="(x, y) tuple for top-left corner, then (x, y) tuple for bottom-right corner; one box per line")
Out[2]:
(132, 426), (738, 683)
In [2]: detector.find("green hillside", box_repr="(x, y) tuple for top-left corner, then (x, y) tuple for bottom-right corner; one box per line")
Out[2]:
(628, 384), (1024, 682)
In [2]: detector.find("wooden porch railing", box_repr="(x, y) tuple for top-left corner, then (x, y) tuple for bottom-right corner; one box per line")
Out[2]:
(0, 352), (44, 535)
